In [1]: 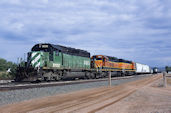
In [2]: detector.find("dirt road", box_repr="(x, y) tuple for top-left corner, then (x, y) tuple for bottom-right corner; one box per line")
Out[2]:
(0, 74), (170, 113)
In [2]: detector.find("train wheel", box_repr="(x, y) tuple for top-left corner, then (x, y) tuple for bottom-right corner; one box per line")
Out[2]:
(43, 72), (52, 81)
(121, 72), (125, 77)
(54, 74), (61, 81)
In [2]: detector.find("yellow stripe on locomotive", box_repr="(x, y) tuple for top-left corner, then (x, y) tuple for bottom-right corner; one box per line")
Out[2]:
(91, 55), (136, 71)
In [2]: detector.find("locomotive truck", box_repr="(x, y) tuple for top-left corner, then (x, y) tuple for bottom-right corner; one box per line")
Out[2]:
(15, 43), (152, 82)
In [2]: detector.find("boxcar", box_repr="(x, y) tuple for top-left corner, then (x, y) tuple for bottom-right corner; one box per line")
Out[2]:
(135, 63), (151, 74)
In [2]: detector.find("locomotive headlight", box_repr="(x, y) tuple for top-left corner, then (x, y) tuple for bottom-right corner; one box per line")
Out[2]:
(42, 45), (48, 48)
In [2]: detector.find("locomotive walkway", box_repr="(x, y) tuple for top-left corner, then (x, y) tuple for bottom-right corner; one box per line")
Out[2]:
(1, 74), (171, 113)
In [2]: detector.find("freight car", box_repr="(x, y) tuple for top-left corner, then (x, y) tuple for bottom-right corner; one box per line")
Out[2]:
(153, 67), (159, 74)
(15, 43), (152, 82)
(135, 63), (151, 74)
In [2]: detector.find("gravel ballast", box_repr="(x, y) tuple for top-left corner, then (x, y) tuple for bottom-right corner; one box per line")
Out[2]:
(0, 75), (154, 106)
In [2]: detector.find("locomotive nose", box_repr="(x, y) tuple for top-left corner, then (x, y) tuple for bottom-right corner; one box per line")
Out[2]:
(31, 52), (41, 68)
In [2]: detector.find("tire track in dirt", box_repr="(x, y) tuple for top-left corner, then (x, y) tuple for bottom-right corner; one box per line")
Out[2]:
(33, 85), (126, 113)
(87, 75), (162, 113)
(38, 75), (161, 113)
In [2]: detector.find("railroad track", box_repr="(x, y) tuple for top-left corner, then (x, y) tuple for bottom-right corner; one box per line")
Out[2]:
(0, 74), (161, 113)
(0, 75), (151, 92)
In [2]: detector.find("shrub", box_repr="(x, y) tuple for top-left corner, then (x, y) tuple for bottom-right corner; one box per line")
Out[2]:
(0, 58), (17, 80)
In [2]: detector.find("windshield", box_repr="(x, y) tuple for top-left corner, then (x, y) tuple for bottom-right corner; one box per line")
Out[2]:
(91, 56), (102, 61)
(32, 44), (50, 52)
(96, 58), (102, 60)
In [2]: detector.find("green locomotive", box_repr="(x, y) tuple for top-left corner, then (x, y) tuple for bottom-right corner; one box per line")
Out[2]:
(15, 43), (92, 81)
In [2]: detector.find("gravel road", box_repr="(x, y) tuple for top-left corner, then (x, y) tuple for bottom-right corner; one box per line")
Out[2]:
(0, 74), (153, 106)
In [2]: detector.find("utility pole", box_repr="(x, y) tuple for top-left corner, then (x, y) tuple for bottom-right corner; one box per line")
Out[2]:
(163, 72), (167, 87)
(108, 71), (111, 86)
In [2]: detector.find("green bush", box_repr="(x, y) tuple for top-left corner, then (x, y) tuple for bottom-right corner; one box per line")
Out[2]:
(0, 58), (17, 79)
(0, 72), (9, 80)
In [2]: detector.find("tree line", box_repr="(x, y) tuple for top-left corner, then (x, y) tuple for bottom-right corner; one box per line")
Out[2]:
(165, 66), (171, 73)
(0, 58), (17, 79)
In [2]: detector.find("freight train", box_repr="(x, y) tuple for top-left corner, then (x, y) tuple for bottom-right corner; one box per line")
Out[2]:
(15, 43), (153, 82)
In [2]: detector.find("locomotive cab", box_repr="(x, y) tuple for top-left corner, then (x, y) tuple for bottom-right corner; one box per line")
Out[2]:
(91, 55), (106, 69)
(30, 44), (63, 69)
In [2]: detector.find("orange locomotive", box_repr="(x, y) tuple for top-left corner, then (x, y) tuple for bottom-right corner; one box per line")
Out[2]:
(91, 55), (136, 76)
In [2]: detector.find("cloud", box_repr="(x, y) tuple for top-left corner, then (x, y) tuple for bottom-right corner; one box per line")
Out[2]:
(0, 38), (33, 63)
(0, 0), (171, 67)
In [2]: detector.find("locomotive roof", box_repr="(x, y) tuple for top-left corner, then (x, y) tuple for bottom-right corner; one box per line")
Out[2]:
(106, 56), (118, 61)
(118, 59), (132, 63)
(31, 43), (90, 58)
(92, 55), (132, 63)
(95, 55), (132, 63)
(106, 56), (132, 63)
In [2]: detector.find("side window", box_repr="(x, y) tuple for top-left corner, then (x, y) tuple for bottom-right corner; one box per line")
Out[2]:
(56, 51), (59, 56)
(49, 49), (53, 61)
(49, 53), (53, 61)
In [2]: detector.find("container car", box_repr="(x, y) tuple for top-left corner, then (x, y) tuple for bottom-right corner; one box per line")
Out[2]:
(135, 63), (151, 74)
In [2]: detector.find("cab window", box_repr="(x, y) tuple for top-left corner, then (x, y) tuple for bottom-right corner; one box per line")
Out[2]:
(96, 58), (102, 60)
(55, 51), (59, 56)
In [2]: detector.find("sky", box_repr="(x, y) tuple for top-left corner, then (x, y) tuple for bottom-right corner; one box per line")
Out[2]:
(0, 0), (171, 67)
